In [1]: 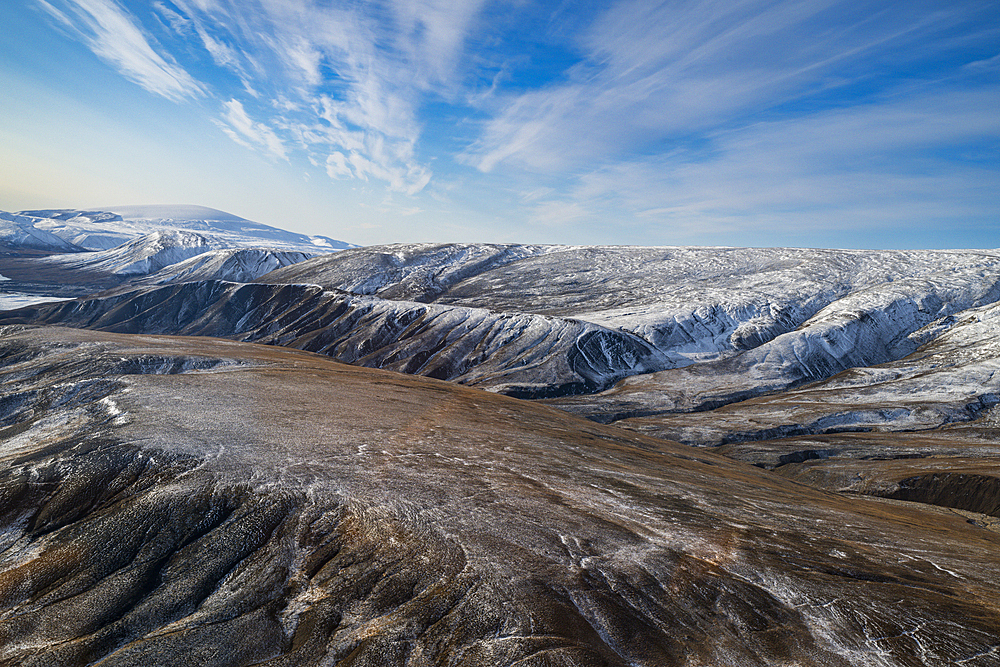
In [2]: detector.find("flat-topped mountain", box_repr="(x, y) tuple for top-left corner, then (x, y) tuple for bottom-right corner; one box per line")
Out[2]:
(13, 205), (352, 253)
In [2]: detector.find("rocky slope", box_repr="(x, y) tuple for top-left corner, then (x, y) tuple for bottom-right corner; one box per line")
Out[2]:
(0, 281), (667, 397)
(263, 244), (1000, 368)
(548, 291), (1000, 439)
(1, 325), (998, 666)
(8, 242), (1000, 410)
(265, 243), (1000, 441)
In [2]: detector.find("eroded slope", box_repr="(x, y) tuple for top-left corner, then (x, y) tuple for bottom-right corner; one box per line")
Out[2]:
(1, 325), (999, 666)
(0, 282), (667, 397)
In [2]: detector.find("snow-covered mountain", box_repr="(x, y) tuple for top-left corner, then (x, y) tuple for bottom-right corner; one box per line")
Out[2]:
(38, 230), (233, 277)
(10, 204), (353, 254)
(0, 211), (85, 253)
(138, 247), (317, 285)
(34, 230), (315, 284)
(10, 242), (1000, 409)
(265, 244), (1000, 367)
(2, 280), (668, 396)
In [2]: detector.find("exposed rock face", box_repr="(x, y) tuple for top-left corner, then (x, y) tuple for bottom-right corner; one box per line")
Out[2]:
(2, 325), (999, 666)
(0, 281), (668, 397)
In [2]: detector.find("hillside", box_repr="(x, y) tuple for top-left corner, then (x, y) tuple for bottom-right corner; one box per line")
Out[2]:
(0, 325), (997, 666)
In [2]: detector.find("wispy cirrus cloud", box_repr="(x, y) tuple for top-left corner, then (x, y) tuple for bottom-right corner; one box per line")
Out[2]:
(216, 98), (287, 160)
(462, 0), (984, 173)
(160, 0), (487, 194)
(36, 0), (204, 101)
(527, 85), (1000, 244)
(24, 0), (1000, 246)
(37, 0), (487, 195)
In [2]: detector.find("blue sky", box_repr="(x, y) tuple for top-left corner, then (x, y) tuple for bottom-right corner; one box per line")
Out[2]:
(0, 0), (997, 248)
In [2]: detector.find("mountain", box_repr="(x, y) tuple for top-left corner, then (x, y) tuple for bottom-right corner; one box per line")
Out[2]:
(12, 205), (353, 254)
(0, 211), (85, 253)
(137, 247), (318, 285)
(5, 239), (1000, 666)
(0, 281), (668, 397)
(263, 244), (1000, 366)
(0, 206), (348, 296)
(1, 324), (998, 666)
(7, 243), (1000, 403)
(38, 230), (233, 277)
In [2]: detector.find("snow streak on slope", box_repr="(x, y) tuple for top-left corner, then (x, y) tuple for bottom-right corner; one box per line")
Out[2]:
(0, 211), (85, 252)
(138, 247), (315, 285)
(0, 281), (669, 397)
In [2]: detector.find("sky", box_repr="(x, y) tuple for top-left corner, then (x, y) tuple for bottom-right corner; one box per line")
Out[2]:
(0, 0), (997, 248)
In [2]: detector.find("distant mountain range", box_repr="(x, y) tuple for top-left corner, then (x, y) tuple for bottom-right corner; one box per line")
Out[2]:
(3, 204), (353, 254)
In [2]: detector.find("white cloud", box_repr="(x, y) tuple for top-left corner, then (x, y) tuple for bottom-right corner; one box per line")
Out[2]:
(463, 0), (977, 173)
(161, 0), (470, 195)
(152, 1), (191, 36)
(527, 86), (1000, 243)
(530, 200), (589, 228)
(325, 152), (352, 179)
(37, 0), (204, 101)
(966, 53), (1000, 70)
(217, 99), (287, 160)
(38, 0), (495, 196)
(388, 0), (489, 88)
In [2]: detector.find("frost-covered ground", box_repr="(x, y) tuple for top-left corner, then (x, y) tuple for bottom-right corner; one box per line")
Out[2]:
(1, 325), (998, 667)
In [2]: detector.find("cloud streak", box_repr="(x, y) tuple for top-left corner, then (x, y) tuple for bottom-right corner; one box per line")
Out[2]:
(217, 99), (287, 160)
(37, 0), (204, 101)
(162, 0), (490, 194)
(462, 0), (985, 173)
(527, 85), (1000, 244)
